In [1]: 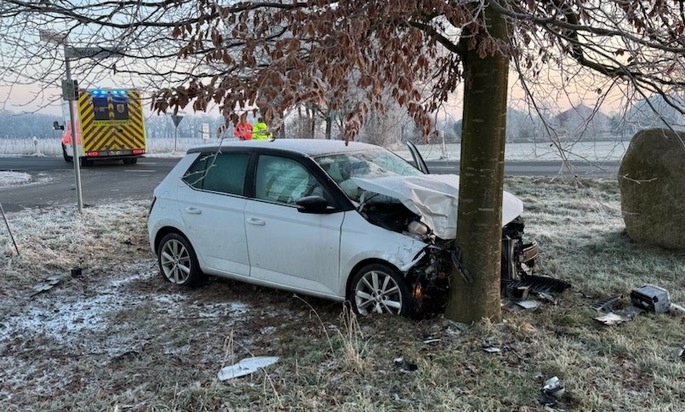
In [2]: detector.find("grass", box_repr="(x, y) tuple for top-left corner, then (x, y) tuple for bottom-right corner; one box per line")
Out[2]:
(1, 176), (685, 411)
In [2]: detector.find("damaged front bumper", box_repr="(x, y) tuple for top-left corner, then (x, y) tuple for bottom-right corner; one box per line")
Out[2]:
(404, 223), (543, 315)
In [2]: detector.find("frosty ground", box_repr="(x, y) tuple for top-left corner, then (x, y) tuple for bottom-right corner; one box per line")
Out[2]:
(1, 169), (685, 411)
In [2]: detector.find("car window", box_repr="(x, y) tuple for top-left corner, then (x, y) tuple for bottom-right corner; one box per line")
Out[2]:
(182, 152), (249, 196)
(315, 149), (423, 201)
(255, 155), (325, 205)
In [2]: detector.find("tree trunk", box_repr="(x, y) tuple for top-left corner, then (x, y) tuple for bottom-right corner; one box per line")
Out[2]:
(444, 3), (509, 323)
(325, 111), (332, 139)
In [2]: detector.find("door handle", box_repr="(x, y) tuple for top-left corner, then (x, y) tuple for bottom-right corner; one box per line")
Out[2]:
(247, 217), (266, 226)
(185, 207), (202, 215)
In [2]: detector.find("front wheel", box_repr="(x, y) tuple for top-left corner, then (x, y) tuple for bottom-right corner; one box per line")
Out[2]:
(348, 263), (414, 316)
(157, 233), (204, 287)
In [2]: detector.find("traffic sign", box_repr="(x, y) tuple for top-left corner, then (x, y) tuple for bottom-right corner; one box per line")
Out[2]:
(65, 47), (124, 60)
(171, 115), (184, 127)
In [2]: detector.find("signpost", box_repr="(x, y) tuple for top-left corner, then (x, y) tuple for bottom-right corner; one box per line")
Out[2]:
(171, 114), (184, 151)
(41, 29), (84, 211)
(40, 30), (126, 212)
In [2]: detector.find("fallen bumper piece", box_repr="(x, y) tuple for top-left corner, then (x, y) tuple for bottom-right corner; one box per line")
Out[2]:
(217, 356), (279, 381)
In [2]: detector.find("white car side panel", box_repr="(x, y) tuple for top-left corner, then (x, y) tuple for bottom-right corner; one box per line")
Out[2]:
(244, 201), (344, 297)
(177, 182), (250, 277)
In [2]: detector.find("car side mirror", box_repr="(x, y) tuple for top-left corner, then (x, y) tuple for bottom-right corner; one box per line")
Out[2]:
(296, 195), (334, 214)
(53, 121), (64, 130)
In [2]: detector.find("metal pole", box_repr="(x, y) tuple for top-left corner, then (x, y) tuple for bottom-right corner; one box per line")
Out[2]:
(174, 125), (178, 152)
(64, 44), (83, 212)
(0, 201), (20, 255)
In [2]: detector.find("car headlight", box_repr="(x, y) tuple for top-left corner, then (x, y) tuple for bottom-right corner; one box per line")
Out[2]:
(407, 220), (430, 236)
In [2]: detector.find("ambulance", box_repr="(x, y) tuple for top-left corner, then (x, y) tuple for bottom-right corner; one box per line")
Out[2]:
(60, 88), (147, 166)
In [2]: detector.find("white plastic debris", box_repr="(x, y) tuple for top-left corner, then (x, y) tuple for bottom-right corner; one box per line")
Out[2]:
(217, 356), (279, 381)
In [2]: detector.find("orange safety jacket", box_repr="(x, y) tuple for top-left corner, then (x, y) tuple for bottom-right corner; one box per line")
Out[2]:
(234, 121), (253, 140)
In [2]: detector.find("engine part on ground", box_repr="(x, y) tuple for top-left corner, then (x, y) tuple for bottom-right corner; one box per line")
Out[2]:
(630, 284), (671, 313)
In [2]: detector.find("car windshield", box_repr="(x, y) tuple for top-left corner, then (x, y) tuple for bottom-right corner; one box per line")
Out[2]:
(314, 148), (424, 201)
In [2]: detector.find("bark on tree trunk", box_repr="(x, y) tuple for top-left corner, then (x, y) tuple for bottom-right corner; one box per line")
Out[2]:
(444, 3), (509, 323)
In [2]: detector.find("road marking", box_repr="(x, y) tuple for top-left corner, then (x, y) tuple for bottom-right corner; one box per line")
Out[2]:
(125, 169), (156, 173)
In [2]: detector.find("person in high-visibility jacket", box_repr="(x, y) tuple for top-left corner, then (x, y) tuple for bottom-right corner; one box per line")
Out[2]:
(233, 114), (252, 140)
(252, 118), (272, 140)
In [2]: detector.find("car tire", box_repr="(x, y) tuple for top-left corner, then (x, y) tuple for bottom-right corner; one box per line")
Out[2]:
(130, 157), (138, 165)
(62, 144), (72, 162)
(79, 157), (92, 167)
(123, 158), (138, 165)
(348, 263), (414, 316)
(157, 233), (204, 287)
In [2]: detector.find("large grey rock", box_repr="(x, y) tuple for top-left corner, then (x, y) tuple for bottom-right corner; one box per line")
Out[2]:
(618, 128), (685, 250)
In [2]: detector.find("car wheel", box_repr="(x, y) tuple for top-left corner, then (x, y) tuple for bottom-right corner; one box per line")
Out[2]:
(79, 157), (91, 167)
(129, 157), (138, 165)
(157, 233), (204, 287)
(349, 263), (414, 316)
(62, 144), (72, 162)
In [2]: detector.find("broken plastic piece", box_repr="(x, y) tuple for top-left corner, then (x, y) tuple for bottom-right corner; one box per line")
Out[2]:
(540, 376), (565, 405)
(509, 274), (571, 295)
(394, 357), (418, 372)
(590, 294), (623, 313)
(678, 344), (685, 361)
(515, 300), (539, 310)
(594, 312), (628, 326)
(217, 356), (279, 381)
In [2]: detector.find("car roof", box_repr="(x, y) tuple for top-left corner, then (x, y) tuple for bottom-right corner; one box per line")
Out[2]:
(186, 138), (385, 157)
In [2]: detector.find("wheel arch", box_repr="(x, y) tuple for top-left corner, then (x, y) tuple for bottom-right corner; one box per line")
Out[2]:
(153, 226), (190, 255)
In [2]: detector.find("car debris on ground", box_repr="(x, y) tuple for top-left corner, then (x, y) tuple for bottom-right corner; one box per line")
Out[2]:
(217, 356), (279, 381)
(540, 376), (565, 406)
(592, 284), (680, 326)
(393, 356), (418, 372)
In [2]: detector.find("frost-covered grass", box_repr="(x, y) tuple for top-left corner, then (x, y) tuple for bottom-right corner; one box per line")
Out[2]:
(1, 177), (684, 411)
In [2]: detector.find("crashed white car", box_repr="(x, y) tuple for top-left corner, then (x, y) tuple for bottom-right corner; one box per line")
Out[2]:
(147, 139), (537, 316)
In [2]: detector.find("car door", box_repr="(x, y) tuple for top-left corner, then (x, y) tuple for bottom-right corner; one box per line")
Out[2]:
(245, 154), (345, 297)
(177, 152), (251, 277)
(406, 140), (430, 174)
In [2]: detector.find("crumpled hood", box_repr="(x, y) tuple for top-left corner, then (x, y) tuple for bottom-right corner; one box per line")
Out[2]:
(353, 174), (524, 239)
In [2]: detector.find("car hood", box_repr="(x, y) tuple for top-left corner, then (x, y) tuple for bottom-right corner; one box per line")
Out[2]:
(353, 174), (524, 239)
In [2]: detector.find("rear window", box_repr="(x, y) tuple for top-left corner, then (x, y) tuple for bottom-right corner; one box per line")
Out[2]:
(182, 152), (250, 196)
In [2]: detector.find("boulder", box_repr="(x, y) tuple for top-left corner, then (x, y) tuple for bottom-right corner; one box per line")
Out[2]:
(618, 128), (685, 249)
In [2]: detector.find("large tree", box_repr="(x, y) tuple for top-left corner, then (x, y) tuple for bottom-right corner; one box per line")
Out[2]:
(2, 0), (685, 322)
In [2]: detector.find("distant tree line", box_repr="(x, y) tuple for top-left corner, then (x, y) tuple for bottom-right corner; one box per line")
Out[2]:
(1, 93), (683, 144)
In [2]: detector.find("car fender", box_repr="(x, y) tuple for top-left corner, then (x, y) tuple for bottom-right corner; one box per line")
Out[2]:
(339, 212), (427, 294)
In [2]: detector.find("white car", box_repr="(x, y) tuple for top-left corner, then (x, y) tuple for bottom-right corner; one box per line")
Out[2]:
(147, 139), (537, 316)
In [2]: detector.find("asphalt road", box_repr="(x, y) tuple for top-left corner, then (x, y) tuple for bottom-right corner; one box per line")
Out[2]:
(0, 157), (180, 212)
(0, 156), (619, 212)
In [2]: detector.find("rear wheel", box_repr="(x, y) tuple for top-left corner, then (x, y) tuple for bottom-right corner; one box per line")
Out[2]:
(79, 157), (92, 167)
(123, 157), (138, 165)
(348, 263), (414, 316)
(157, 233), (204, 287)
(61, 144), (72, 162)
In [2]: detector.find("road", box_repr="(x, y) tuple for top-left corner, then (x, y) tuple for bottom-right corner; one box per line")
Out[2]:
(0, 156), (619, 212)
(0, 157), (180, 212)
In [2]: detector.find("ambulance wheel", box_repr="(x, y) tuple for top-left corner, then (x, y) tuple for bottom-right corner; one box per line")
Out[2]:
(157, 233), (204, 287)
(61, 144), (72, 162)
(123, 158), (138, 165)
(80, 157), (92, 167)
